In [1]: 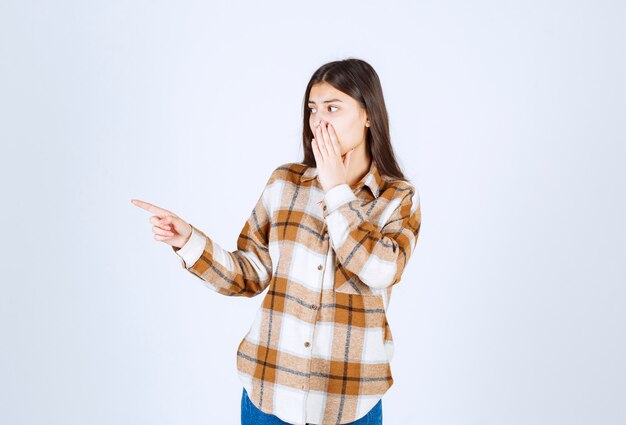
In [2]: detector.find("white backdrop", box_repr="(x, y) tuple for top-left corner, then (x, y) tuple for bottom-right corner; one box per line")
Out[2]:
(1, 1), (625, 424)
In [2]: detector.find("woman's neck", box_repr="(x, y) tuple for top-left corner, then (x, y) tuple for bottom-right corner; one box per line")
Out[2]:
(345, 147), (372, 189)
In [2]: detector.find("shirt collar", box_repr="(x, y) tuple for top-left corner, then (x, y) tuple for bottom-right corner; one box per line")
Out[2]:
(300, 158), (383, 198)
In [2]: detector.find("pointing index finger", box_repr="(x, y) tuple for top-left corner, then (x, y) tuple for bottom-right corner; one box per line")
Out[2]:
(130, 199), (173, 217)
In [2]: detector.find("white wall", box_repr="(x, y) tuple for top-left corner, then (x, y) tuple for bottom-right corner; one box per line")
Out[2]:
(1, 0), (624, 424)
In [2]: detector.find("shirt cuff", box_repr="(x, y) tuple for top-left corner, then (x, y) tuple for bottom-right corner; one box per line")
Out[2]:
(324, 183), (358, 214)
(175, 226), (206, 269)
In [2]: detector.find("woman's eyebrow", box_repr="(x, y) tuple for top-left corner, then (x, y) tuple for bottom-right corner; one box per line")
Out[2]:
(307, 99), (343, 104)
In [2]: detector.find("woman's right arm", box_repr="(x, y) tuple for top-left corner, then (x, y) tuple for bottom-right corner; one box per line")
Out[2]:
(171, 185), (275, 298)
(132, 167), (277, 298)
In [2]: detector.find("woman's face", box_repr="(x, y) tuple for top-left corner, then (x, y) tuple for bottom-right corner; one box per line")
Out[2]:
(308, 82), (370, 156)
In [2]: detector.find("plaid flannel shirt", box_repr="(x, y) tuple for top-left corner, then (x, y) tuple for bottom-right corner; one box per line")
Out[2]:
(172, 159), (421, 424)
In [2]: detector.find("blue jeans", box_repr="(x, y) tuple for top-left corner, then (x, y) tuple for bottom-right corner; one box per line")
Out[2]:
(241, 387), (383, 425)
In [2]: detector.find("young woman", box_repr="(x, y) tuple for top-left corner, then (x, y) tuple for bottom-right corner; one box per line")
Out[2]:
(131, 58), (421, 425)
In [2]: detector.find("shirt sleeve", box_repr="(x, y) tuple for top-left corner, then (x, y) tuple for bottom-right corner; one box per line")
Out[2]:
(174, 226), (206, 268)
(322, 182), (421, 290)
(171, 170), (276, 297)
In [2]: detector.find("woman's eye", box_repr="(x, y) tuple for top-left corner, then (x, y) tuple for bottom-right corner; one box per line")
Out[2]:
(309, 106), (338, 113)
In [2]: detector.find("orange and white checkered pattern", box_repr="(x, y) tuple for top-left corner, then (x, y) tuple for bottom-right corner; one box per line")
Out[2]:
(173, 160), (421, 424)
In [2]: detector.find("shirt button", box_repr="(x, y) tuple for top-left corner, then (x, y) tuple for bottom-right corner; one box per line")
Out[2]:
(323, 205), (327, 211)
(317, 264), (323, 270)
(310, 304), (318, 310)
(304, 341), (310, 348)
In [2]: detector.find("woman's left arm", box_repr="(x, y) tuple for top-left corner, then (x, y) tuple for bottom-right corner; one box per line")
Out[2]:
(323, 182), (421, 290)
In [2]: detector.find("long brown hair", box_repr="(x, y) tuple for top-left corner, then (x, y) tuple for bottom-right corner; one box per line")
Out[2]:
(300, 58), (409, 182)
